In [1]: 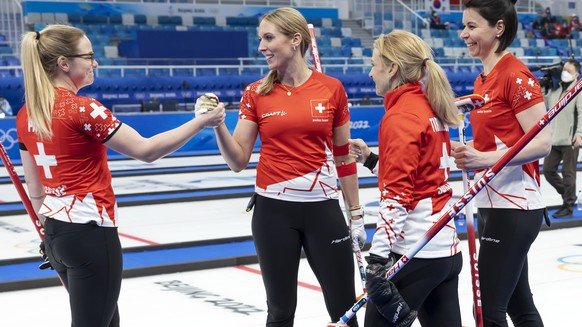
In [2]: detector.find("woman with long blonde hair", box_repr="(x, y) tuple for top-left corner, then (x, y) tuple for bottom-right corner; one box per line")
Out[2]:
(207, 7), (362, 326)
(17, 24), (224, 326)
(363, 29), (463, 327)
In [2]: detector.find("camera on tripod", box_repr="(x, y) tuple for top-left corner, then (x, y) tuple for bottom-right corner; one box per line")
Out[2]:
(531, 62), (563, 93)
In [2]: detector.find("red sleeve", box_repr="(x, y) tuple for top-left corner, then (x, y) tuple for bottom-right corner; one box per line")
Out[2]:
(502, 64), (544, 115)
(239, 83), (259, 123)
(73, 97), (121, 143)
(333, 81), (350, 127)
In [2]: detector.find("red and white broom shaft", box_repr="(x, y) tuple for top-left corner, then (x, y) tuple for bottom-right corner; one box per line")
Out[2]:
(458, 113), (483, 327)
(308, 24), (323, 74)
(309, 21), (366, 286)
(334, 77), (582, 324)
(309, 23), (367, 302)
(0, 142), (44, 239)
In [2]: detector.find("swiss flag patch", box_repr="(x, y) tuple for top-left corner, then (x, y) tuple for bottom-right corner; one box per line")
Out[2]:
(310, 99), (329, 117)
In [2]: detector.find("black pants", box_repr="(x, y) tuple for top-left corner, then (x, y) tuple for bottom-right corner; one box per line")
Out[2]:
(252, 195), (358, 327)
(44, 219), (123, 327)
(364, 252), (463, 327)
(542, 145), (579, 208)
(477, 208), (544, 327)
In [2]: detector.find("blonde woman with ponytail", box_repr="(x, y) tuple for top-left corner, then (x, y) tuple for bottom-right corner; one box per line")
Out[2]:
(361, 29), (463, 327)
(209, 7), (362, 326)
(16, 25), (225, 327)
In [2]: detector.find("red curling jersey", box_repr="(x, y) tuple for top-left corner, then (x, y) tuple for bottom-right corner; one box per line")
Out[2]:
(369, 83), (459, 259)
(239, 70), (350, 202)
(471, 53), (545, 210)
(16, 88), (122, 227)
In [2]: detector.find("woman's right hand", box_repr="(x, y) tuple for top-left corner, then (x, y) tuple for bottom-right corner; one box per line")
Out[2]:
(451, 143), (492, 170)
(201, 103), (226, 129)
(349, 138), (371, 164)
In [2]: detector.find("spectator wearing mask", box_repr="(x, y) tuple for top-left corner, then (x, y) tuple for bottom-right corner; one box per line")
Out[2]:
(542, 59), (582, 218)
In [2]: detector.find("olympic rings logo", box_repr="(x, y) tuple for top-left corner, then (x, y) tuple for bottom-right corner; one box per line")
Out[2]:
(15, 238), (43, 255)
(557, 255), (582, 273)
(0, 128), (18, 150)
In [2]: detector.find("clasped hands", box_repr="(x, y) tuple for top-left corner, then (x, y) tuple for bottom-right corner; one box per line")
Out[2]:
(194, 93), (226, 128)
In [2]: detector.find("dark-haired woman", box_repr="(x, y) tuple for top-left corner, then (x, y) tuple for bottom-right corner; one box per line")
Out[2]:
(452, 0), (550, 326)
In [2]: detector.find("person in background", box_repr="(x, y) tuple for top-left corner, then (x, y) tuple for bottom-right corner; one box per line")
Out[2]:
(362, 29), (462, 327)
(540, 7), (556, 26)
(542, 59), (582, 218)
(568, 13), (582, 33)
(540, 21), (553, 39)
(201, 7), (363, 326)
(430, 10), (449, 30)
(17, 24), (225, 327)
(455, 0), (551, 325)
(360, 95), (372, 105)
(551, 22), (569, 39)
(0, 94), (13, 118)
(141, 96), (160, 112)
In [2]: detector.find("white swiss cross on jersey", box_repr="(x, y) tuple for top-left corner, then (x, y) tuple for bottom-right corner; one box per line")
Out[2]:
(310, 99), (329, 117)
(90, 102), (108, 119)
(34, 142), (57, 179)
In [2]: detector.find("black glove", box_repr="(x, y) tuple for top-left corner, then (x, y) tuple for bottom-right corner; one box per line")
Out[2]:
(365, 254), (417, 327)
(38, 241), (53, 270)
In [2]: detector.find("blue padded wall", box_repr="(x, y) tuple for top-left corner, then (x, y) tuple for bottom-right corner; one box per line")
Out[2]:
(119, 31), (248, 65)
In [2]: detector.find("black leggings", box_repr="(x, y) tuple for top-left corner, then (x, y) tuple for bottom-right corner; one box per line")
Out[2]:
(44, 219), (123, 327)
(252, 195), (359, 327)
(477, 208), (544, 327)
(364, 252), (463, 327)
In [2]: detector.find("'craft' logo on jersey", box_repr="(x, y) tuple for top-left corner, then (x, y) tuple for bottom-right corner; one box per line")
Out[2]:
(260, 110), (288, 119)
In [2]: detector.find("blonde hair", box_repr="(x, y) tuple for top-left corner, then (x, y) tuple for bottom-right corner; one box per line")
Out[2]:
(21, 24), (85, 140)
(374, 30), (459, 127)
(256, 7), (311, 95)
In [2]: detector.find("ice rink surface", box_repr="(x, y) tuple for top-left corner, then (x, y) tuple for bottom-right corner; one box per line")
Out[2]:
(0, 226), (581, 327)
(1, 154), (581, 326)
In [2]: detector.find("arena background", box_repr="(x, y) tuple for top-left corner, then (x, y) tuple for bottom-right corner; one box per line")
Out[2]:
(0, 2), (581, 326)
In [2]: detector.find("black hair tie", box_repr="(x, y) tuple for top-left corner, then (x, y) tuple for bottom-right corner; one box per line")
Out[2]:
(422, 58), (430, 67)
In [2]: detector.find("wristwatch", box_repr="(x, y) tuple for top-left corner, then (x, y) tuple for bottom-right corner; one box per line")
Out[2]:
(349, 205), (364, 218)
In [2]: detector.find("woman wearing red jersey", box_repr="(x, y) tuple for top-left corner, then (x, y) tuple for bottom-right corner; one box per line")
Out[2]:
(208, 7), (363, 327)
(362, 30), (463, 327)
(17, 25), (225, 327)
(453, 0), (551, 325)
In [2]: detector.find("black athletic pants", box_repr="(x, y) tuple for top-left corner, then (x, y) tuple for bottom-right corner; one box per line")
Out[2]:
(44, 219), (123, 327)
(477, 208), (544, 327)
(364, 252), (463, 327)
(252, 195), (358, 327)
(542, 145), (579, 209)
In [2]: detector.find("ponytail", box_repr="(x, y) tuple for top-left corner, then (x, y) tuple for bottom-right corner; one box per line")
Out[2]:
(20, 25), (85, 140)
(21, 31), (56, 140)
(424, 59), (459, 127)
(256, 70), (278, 95)
(375, 30), (459, 127)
